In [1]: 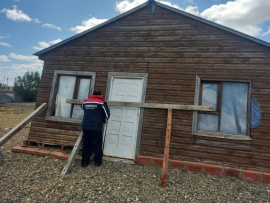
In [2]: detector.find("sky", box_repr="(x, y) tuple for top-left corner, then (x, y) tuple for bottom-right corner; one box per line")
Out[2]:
(1, 0), (270, 86)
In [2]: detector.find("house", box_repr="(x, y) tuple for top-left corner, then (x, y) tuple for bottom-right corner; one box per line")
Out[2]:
(0, 86), (15, 103)
(29, 0), (270, 173)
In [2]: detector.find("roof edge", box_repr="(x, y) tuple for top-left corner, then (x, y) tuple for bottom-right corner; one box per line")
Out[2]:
(34, 2), (148, 56)
(34, 0), (270, 56)
(155, 2), (270, 48)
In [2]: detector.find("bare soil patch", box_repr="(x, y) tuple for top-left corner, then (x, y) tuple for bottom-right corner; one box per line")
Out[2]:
(0, 102), (35, 152)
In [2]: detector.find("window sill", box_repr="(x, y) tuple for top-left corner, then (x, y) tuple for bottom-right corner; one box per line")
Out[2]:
(46, 116), (82, 124)
(193, 131), (252, 141)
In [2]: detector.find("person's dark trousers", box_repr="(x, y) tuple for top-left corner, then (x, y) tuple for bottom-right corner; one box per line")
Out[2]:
(82, 130), (103, 165)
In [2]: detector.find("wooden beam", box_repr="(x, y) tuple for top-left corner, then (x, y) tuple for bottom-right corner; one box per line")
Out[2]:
(66, 99), (83, 105)
(161, 108), (172, 187)
(61, 131), (83, 177)
(65, 98), (213, 186)
(66, 99), (214, 111)
(0, 103), (47, 147)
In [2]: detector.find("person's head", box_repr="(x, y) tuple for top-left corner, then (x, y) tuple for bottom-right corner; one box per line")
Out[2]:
(93, 89), (101, 95)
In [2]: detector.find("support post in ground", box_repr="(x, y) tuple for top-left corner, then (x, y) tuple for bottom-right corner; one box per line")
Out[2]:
(161, 108), (172, 187)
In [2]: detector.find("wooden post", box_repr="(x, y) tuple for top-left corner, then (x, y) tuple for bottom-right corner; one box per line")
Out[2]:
(61, 131), (83, 177)
(0, 103), (47, 147)
(161, 108), (172, 187)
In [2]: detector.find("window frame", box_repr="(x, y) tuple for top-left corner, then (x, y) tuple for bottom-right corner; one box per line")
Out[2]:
(192, 76), (252, 140)
(46, 70), (96, 123)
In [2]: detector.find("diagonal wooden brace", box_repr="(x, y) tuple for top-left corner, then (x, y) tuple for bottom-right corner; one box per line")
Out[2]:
(61, 131), (83, 177)
(0, 103), (47, 147)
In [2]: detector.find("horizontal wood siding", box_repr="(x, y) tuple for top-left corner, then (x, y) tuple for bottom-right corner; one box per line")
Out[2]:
(30, 5), (270, 171)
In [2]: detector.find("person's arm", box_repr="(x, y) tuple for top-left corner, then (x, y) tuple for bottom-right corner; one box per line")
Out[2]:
(102, 102), (110, 123)
(81, 99), (87, 110)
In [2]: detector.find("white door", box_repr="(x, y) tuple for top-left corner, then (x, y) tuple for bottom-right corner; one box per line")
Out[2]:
(103, 77), (143, 159)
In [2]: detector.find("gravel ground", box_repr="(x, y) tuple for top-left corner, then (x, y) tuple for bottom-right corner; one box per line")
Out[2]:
(1, 103), (270, 202)
(1, 153), (270, 203)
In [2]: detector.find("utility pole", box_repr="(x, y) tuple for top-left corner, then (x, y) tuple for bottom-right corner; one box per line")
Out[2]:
(3, 76), (5, 90)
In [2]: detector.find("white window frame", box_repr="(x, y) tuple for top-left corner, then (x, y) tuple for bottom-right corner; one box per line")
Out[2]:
(46, 70), (96, 123)
(192, 76), (252, 140)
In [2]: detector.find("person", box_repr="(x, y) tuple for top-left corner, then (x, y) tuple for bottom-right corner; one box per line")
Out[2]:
(81, 89), (110, 167)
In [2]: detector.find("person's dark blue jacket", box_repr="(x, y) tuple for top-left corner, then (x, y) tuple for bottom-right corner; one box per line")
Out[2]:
(81, 95), (110, 131)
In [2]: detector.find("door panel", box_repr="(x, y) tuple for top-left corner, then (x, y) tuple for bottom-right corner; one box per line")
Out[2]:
(103, 78), (143, 159)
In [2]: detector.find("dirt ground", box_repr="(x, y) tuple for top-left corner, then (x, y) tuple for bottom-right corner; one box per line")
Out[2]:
(0, 102), (35, 153)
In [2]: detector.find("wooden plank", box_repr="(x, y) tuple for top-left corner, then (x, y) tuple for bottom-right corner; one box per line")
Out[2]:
(44, 55), (270, 64)
(66, 99), (214, 111)
(194, 140), (252, 151)
(61, 131), (83, 177)
(30, 126), (80, 136)
(29, 132), (78, 142)
(28, 138), (75, 147)
(58, 50), (270, 58)
(161, 108), (172, 187)
(0, 103), (47, 147)
(193, 131), (252, 141)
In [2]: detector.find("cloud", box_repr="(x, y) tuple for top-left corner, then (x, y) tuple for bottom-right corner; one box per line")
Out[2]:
(42, 23), (62, 31)
(200, 0), (270, 37)
(184, 5), (199, 16)
(114, 0), (200, 16)
(0, 54), (43, 83)
(6, 61), (43, 83)
(9, 53), (38, 61)
(0, 33), (10, 39)
(1, 5), (32, 22)
(115, 0), (148, 13)
(70, 17), (108, 33)
(115, 0), (182, 13)
(115, 0), (181, 13)
(0, 42), (11, 47)
(32, 39), (62, 50)
(158, 0), (180, 9)
(262, 27), (270, 36)
(10, 61), (43, 72)
(33, 18), (41, 24)
(114, 0), (270, 38)
(0, 55), (10, 62)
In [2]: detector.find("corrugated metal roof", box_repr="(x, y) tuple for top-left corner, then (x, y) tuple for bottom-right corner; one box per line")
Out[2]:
(34, 1), (270, 56)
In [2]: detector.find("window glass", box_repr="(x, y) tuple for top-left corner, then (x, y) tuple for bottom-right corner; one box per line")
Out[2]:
(220, 82), (248, 135)
(55, 76), (76, 117)
(47, 70), (95, 122)
(72, 78), (91, 119)
(196, 81), (249, 136)
(198, 113), (218, 132)
(201, 83), (218, 111)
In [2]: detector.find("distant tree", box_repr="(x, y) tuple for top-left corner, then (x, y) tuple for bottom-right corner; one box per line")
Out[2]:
(13, 71), (41, 102)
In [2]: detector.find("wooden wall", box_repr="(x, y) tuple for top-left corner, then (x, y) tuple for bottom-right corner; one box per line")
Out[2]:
(29, 5), (270, 171)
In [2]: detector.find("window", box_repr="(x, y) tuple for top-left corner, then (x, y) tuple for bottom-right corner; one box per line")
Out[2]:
(193, 76), (251, 140)
(47, 70), (96, 122)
